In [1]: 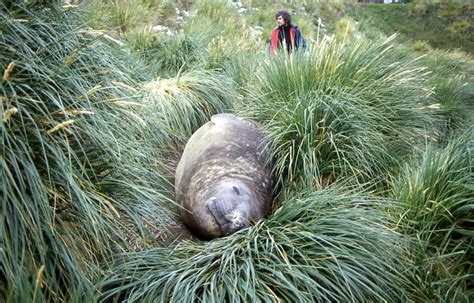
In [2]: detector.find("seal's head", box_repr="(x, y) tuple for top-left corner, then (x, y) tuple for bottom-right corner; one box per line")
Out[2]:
(206, 180), (261, 236)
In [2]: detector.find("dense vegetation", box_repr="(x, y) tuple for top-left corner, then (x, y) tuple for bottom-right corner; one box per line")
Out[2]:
(355, 1), (473, 53)
(1, 0), (472, 302)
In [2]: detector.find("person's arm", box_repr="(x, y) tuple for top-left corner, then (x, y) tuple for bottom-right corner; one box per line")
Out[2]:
(295, 29), (306, 50)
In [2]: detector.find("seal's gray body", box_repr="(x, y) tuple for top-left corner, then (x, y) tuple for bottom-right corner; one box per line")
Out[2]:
(175, 114), (273, 239)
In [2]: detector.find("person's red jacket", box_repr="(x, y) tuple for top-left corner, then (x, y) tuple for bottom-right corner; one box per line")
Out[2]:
(270, 24), (306, 54)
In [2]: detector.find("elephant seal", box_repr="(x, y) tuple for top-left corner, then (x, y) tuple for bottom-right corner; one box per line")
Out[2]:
(175, 113), (274, 239)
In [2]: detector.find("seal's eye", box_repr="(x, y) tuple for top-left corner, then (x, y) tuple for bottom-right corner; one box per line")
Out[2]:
(232, 186), (240, 195)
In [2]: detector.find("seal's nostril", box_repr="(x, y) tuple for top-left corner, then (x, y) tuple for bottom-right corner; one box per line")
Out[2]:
(232, 186), (240, 195)
(207, 199), (227, 228)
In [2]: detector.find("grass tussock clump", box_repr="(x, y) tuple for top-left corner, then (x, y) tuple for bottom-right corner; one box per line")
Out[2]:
(101, 187), (411, 302)
(1, 3), (174, 301)
(359, 1), (473, 53)
(242, 35), (435, 189)
(133, 31), (201, 76)
(183, 1), (266, 72)
(88, 0), (176, 33)
(418, 49), (474, 140)
(143, 70), (236, 144)
(390, 132), (474, 301)
(432, 75), (472, 140)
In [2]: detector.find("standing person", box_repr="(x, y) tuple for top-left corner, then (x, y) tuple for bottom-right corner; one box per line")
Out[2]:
(270, 10), (306, 54)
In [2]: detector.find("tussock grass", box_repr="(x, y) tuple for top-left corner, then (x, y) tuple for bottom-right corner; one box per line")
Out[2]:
(335, 16), (357, 41)
(411, 40), (431, 52)
(417, 49), (474, 141)
(101, 187), (411, 302)
(202, 30), (263, 71)
(182, 2), (259, 72)
(222, 51), (263, 94)
(142, 32), (200, 76)
(243, 5), (283, 35)
(3, 1), (473, 301)
(358, 1), (473, 53)
(143, 70), (236, 144)
(185, 0), (241, 41)
(190, 0), (240, 24)
(390, 132), (474, 301)
(241, 35), (436, 190)
(125, 0), (266, 75)
(88, 0), (176, 33)
(1, 3), (174, 301)
(432, 76), (473, 141)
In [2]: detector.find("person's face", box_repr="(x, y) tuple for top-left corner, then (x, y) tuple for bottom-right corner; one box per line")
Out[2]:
(276, 15), (286, 26)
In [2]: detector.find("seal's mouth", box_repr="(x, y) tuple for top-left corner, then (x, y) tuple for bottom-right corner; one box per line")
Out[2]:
(207, 199), (249, 236)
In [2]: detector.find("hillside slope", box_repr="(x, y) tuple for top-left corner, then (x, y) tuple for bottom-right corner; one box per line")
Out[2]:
(352, 3), (473, 53)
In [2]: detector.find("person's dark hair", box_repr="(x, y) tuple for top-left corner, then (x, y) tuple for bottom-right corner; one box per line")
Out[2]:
(276, 10), (291, 26)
